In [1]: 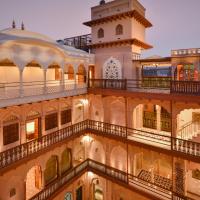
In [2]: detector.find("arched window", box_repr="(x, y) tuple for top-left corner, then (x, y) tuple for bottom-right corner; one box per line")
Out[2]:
(116, 24), (123, 35)
(98, 28), (104, 38)
(44, 156), (58, 185)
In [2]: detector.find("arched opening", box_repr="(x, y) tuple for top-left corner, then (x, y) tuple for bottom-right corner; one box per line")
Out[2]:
(2, 115), (19, 149)
(74, 142), (85, 164)
(64, 65), (75, 90)
(25, 110), (41, 141)
(97, 28), (104, 39)
(110, 100), (125, 126)
(26, 165), (42, 199)
(0, 59), (20, 99)
(89, 140), (105, 164)
(44, 156), (58, 185)
(73, 101), (84, 123)
(60, 148), (72, 175)
(77, 65), (86, 85)
(177, 108), (200, 140)
(116, 24), (123, 35)
(90, 98), (104, 122)
(133, 103), (171, 133)
(110, 146), (127, 171)
(46, 62), (62, 93)
(23, 61), (43, 96)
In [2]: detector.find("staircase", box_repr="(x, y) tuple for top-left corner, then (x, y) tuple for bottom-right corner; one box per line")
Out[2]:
(178, 121), (200, 141)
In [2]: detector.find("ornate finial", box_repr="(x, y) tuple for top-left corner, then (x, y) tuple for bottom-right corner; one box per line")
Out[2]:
(21, 22), (25, 30)
(12, 20), (16, 29)
(100, 0), (105, 5)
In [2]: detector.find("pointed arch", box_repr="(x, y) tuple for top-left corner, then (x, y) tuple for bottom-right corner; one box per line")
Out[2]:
(116, 24), (123, 35)
(60, 148), (72, 175)
(97, 28), (104, 39)
(103, 57), (122, 79)
(44, 155), (58, 185)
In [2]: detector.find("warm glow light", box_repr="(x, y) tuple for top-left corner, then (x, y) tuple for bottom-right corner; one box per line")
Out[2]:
(81, 99), (88, 105)
(88, 172), (94, 178)
(82, 135), (93, 143)
(26, 121), (35, 134)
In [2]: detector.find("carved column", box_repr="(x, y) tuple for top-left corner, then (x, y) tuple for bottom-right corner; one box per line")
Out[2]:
(43, 69), (47, 94)
(19, 69), (24, 97)
(156, 105), (161, 131)
(20, 120), (26, 144)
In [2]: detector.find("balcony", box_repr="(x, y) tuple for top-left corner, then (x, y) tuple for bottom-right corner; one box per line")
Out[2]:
(0, 80), (87, 108)
(29, 159), (193, 200)
(1, 120), (200, 173)
(88, 79), (200, 96)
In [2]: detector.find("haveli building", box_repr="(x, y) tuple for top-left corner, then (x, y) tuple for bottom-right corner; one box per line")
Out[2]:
(0, 0), (200, 200)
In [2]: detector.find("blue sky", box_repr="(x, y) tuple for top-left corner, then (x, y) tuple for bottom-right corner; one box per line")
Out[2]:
(0, 0), (200, 57)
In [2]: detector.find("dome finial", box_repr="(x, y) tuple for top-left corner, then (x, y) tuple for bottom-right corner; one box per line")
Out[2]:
(12, 20), (16, 29)
(21, 22), (25, 30)
(100, 0), (105, 5)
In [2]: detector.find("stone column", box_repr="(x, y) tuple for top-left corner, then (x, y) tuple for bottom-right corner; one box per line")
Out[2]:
(20, 121), (26, 144)
(19, 69), (24, 97)
(43, 69), (47, 94)
(60, 69), (65, 92)
(41, 169), (46, 189)
(41, 115), (46, 136)
(74, 73), (77, 90)
(156, 105), (161, 131)
(171, 102), (178, 138)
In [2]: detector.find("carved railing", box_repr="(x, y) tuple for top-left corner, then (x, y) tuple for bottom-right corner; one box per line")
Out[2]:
(88, 79), (127, 90)
(171, 81), (200, 95)
(0, 79), (86, 100)
(172, 137), (200, 157)
(89, 79), (200, 96)
(30, 159), (174, 200)
(0, 121), (87, 170)
(1, 120), (200, 171)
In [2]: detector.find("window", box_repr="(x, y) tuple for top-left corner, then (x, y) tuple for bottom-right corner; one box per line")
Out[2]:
(61, 109), (72, 125)
(116, 24), (123, 35)
(98, 28), (104, 38)
(3, 123), (19, 145)
(45, 113), (58, 131)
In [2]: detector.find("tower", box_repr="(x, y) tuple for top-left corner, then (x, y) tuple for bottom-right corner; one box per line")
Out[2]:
(84, 0), (152, 79)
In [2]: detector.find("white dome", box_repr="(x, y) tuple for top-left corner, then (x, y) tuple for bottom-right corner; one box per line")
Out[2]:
(0, 28), (55, 43)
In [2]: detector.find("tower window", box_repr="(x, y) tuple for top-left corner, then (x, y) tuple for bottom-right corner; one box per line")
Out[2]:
(98, 28), (104, 38)
(116, 24), (123, 35)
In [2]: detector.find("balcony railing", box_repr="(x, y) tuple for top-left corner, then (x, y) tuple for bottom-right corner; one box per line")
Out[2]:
(1, 120), (200, 171)
(88, 79), (200, 96)
(30, 159), (194, 200)
(170, 81), (200, 95)
(0, 80), (87, 107)
(88, 79), (127, 90)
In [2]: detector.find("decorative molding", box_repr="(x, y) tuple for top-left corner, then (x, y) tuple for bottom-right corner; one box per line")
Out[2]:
(103, 57), (122, 79)
(83, 10), (152, 28)
(88, 38), (153, 49)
